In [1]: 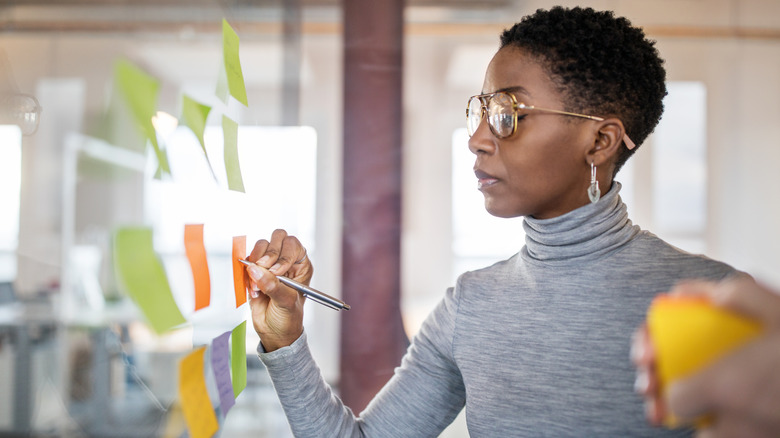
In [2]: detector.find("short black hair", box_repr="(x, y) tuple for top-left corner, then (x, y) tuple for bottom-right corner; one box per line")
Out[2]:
(500, 6), (667, 175)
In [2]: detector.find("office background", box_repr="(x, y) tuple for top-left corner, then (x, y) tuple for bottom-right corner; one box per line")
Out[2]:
(1, 0), (779, 436)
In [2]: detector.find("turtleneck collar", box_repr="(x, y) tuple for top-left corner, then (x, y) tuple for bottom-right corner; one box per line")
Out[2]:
(522, 182), (640, 263)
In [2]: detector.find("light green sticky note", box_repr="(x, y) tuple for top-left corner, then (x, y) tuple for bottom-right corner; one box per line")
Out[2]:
(220, 19), (248, 106)
(114, 59), (171, 176)
(181, 95), (217, 180)
(113, 227), (186, 334)
(215, 62), (229, 105)
(230, 320), (247, 397)
(222, 115), (245, 193)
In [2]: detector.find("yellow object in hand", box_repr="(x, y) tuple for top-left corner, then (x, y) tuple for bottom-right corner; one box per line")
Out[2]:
(647, 294), (763, 427)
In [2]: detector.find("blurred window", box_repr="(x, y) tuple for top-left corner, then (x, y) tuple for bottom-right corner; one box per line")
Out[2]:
(0, 125), (22, 282)
(144, 125), (317, 331)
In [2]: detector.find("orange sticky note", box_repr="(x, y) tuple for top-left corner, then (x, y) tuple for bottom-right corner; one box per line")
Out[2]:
(178, 347), (218, 438)
(647, 294), (763, 427)
(232, 236), (247, 307)
(184, 224), (211, 311)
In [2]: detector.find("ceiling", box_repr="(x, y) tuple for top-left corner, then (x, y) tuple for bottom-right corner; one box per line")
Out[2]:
(0, 0), (513, 34)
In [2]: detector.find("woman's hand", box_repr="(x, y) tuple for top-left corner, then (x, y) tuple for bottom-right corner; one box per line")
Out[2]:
(245, 229), (313, 352)
(633, 277), (780, 437)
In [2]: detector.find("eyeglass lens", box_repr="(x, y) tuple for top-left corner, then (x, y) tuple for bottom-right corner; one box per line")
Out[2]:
(467, 92), (516, 138)
(487, 93), (515, 138)
(467, 97), (483, 136)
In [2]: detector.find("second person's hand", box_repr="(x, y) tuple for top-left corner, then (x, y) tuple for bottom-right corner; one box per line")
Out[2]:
(245, 229), (313, 352)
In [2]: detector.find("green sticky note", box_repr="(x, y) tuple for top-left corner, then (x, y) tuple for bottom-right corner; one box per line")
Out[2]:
(181, 95), (217, 180)
(215, 63), (229, 105)
(220, 19), (248, 106)
(222, 115), (244, 193)
(113, 227), (186, 334)
(230, 320), (247, 397)
(114, 59), (171, 176)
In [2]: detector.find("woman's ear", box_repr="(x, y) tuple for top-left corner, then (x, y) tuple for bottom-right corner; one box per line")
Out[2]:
(585, 118), (626, 167)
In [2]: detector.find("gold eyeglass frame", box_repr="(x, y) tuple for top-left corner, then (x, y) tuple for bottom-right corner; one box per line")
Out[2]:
(466, 91), (635, 150)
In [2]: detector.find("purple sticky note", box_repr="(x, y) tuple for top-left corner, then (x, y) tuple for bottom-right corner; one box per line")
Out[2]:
(211, 331), (236, 414)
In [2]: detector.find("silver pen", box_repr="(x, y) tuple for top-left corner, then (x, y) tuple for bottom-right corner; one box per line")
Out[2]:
(238, 259), (351, 311)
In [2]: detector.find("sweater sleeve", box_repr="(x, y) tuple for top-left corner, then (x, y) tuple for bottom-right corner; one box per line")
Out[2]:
(257, 285), (466, 438)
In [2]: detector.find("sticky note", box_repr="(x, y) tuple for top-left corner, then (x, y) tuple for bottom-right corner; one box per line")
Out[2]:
(222, 115), (245, 193)
(647, 294), (763, 427)
(217, 19), (248, 106)
(231, 321), (247, 397)
(114, 59), (171, 177)
(178, 347), (219, 438)
(184, 224), (211, 311)
(160, 402), (186, 438)
(232, 236), (247, 307)
(211, 331), (235, 414)
(113, 227), (185, 334)
(181, 95), (217, 180)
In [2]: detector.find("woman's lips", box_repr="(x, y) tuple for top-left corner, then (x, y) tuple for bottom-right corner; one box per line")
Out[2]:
(474, 169), (499, 189)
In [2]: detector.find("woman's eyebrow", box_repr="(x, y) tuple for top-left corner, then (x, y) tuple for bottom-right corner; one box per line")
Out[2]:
(489, 85), (531, 97)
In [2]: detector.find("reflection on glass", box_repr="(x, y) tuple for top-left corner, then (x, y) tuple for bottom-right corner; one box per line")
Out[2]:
(0, 93), (42, 136)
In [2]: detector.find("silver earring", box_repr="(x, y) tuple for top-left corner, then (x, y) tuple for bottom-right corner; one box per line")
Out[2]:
(588, 162), (601, 203)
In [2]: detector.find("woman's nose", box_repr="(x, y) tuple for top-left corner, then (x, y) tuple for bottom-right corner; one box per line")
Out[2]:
(467, 116), (497, 156)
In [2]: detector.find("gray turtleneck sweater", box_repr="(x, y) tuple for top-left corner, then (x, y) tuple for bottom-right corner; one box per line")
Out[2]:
(258, 183), (737, 437)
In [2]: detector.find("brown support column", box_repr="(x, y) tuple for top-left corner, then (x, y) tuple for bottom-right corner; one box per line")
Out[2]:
(340, 0), (408, 413)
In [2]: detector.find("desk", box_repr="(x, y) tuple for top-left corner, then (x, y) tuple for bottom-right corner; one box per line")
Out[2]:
(0, 300), (58, 434)
(0, 298), (160, 437)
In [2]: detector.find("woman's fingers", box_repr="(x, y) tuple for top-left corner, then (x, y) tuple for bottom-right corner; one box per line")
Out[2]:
(710, 278), (780, 328)
(249, 229), (288, 269)
(245, 263), (299, 308)
(668, 276), (780, 327)
(631, 324), (666, 425)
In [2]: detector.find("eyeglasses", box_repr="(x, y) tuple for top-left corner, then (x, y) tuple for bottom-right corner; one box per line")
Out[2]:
(466, 91), (635, 150)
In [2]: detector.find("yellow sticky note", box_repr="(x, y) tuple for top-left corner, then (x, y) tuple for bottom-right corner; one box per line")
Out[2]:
(113, 227), (186, 334)
(218, 19), (248, 106)
(161, 402), (186, 438)
(178, 347), (219, 438)
(647, 294), (763, 427)
(231, 321), (247, 397)
(222, 115), (244, 193)
(181, 94), (217, 180)
(114, 59), (171, 176)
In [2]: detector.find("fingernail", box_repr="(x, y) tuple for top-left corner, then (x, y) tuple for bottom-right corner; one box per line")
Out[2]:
(630, 338), (644, 363)
(269, 263), (281, 274)
(644, 399), (657, 423)
(258, 256), (271, 266)
(634, 371), (649, 393)
(250, 289), (259, 299)
(248, 266), (262, 279)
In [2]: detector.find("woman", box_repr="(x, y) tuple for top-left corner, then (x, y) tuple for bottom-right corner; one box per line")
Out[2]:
(244, 7), (739, 437)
